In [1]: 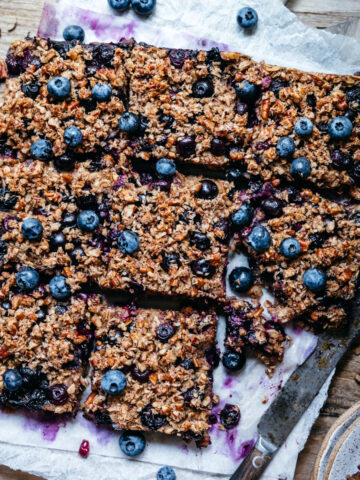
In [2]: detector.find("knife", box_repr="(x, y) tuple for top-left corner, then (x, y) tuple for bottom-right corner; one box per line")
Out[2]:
(230, 304), (360, 480)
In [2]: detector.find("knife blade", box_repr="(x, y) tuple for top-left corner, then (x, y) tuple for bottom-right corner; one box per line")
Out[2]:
(230, 303), (360, 480)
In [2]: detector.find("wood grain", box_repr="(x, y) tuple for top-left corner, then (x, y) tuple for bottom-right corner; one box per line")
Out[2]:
(0, 1), (359, 479)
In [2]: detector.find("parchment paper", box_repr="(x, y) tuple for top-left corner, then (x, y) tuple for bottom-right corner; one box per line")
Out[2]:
(0, 0), (358, 478)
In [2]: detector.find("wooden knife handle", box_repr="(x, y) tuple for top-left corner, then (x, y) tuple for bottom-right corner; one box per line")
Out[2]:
(229, 436), (277, 480)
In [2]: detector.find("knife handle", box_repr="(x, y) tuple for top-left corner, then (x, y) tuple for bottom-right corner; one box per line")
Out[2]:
(229, 436), (277, 480)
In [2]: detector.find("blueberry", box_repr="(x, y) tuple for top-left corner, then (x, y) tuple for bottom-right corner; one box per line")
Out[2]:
(191, 259), (215, 278)
(49, 384), (69, 405)
(140, 404), (167, 430)
(21, 82), (40, 99)
(49, 275), (71, 300)
(290, 157), (311, 180)
(92, 83), (112, 102)
(229, 266), (254, 293)
(21, 218), (43, 241)
(64, 126), (83, 147)
(225, 168), (247, 189)
(117, 230), (139, 255)
(156, 323), (176, 342)
(210, 138), (226, 156)
(3, 369), (22, 392)
(119, 432), (146, 458)
(157, 466), (176, 480)
(30, 139), (53, 161)
(248, 226), (271, 253)
(159, 113), (174, 129)
(235, 81), (258, 104)
(63, 25), (85, 42)
(222, 349), (246, 371)
(168, 49), (191, 68)
(328, 116), (353, 140)
(70, 246), (85, 265)
(53, 154), (76, 171)
(36, 308), (47, 321)
(131, 0), (156, 16)
(47, 77), (71, 100)
(237, 7), (258, 29)
(16, 267), (39, 292)
(261, 197), (283, 218)
(280, 238), (301, 259)
(101, 370), (127, 395)
(155, 158), (176, 179)
(331, 150), (353, 171)
(62, 212), (77, 228)
(50, 232), (66, 251)
(303, 268), (327, 293)
(178, 358), (195, 370)
(276, 137), (295, 158)
(91, 44), (115, 67)
(189, 232), (210, 251)
(108, 0), (130, 11)
(176, 136), (196, 157)
(131, 367), (150, 383)
(77, 210), (100, 232)
(220, 404), (241, 429)
(295, 118), (313, 137)
(352, 164), (360, 185)
(160, 252), (181, 272)
(196, 180), (218, 199)
(119, 112), (140, 134)
(0, 240), (7, 258)
(192, 78), (214, 98)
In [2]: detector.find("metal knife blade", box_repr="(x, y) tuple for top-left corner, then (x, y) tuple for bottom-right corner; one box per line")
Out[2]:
(230, 304), (360, 480)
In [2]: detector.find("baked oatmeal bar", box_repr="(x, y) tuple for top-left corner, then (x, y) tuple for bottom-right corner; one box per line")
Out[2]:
(0, 37), (133, 167)
(0, 271), (98, 414)
(82, 304), (218, 446)
(224, 299), (288, 367)
(233, 183), (360, 328)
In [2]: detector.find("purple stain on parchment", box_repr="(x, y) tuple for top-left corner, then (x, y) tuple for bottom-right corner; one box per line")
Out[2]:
(225, 430), (257, 462)
(23, 413), (66, 442)
(180, 443), (189, 454)
(38, 3), (60, 37)
(78, 415), (112, 446)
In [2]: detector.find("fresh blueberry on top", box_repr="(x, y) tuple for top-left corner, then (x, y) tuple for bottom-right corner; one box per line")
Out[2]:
(192, 78), (214, 98)
(248, 226), (271, 253)
(3, 369), (23, 392)
(77, 210), (100, 232)
(303, 268), (327, 293)
(261, 197), (283, 218)
(295, 118), (313, 137)
(119, 112), (140, 134)
(176, 136), (196, 157)
(280, 238), (301, 259)
(117, 230), (139, 255)
(328, 116), (353, 140)
(119, 431), (146, 457)
(21, 82), (40, 99)
(54, 154), (76, 171)
(210, 138), (226, 156)
(63, 25), (85, 42)
(157, 466), (176, 480)
(49, 275), (71, 300)
(16, 267), (40, 292)
(290, 157), (311, 180)
(237, 6), (258, 29)
(92, 83), (112, 102)
(196, 180), (218, 199)
(229, 266), (254, 293)
(49, 384), (69, 405)
(235, 81), (257, 104)
(108, 0), (130, 11)
(191, 259), (215, 278)
(64, 126), (83, 147)
(131, 0), (156, 15)
(30, 139), (53, 161)
(276, 137), (295, 158)
(189, 232), (210, 251)
(49, 232), (66, 251)
(47, 77), (71, 100)
(21, 218), (43, 241)
(156, 323), (176, 342)
(101, 370), (127, 395)
(156, 158), (176, 179)
(220, 404), (241, 429)
(222, 349), (246, 371)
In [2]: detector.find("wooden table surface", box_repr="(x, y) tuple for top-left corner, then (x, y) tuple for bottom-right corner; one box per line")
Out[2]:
(0, 0), (359, 479)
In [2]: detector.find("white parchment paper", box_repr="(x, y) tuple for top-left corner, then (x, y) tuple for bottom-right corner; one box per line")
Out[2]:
(1, 1), (358, 479)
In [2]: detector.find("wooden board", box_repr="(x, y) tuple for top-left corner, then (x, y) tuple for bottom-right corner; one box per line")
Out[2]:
(0, 1), (359, 479)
